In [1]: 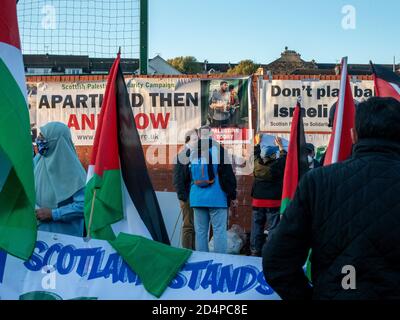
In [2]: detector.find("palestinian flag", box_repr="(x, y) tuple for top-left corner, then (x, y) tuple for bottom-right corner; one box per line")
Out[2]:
(84, 54), (191, 298)
(0, 0), (37, 260)
(310, 57), (356, 281)
(280, 101), (308, 214)
(324, 57), (355, 165)
(370, 61), (400, 101)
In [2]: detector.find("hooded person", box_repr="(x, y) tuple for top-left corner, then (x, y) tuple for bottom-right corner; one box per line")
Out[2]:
(305, 143), (321, 169)
(34, 122), (86, 237)
(250, 134), (287, 256)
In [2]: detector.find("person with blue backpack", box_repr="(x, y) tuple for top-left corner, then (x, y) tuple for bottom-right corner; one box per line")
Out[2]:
(189, 126), (238, 254)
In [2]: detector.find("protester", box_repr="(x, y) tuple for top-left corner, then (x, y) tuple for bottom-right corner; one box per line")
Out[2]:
(34, 122), (86, 237)
(189, 125), (238, 253)
(250, 134), (287, 256)
(305, 143), (321, 169)
(173, 129), (198, 250)
(262, 97), (400, 300)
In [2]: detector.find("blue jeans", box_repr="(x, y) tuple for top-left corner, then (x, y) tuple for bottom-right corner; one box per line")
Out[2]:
(250, 207), (281, 255)
(193, 208), (227, 253)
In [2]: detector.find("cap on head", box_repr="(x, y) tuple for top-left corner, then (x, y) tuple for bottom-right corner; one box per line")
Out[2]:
(305, 143), (315, 153)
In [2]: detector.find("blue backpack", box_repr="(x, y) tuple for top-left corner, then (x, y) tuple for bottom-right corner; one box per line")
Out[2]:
(190, 150), (216, 188)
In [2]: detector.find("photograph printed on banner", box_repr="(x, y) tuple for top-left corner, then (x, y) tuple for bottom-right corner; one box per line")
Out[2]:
(203, 79), (249, 129)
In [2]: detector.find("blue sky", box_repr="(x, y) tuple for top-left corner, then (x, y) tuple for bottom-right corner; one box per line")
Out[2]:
(149, 0), (400, 64)
(18, 0), (400, 65)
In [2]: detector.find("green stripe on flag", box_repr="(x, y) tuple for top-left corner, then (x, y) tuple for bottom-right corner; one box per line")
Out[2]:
(84, 169), (124, 240)
(0, 58), (36, 260)
(0, 168), (36, 260)
(110, 233), (192, 298)
(0, 148), (11, 192)
(280, 197), (291, 214)
(306, 249), (312, 282)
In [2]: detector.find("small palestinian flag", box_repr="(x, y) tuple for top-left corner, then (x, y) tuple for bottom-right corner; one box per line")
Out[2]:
(370, 61), (400, 101)
(309, 57), (355, 282)
(280, 100), (308, 214)
(324, 57), (355, 165)
(84, 54), (191, 298)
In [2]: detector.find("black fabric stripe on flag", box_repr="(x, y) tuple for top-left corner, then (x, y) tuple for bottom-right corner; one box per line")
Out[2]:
(371, 62), (400, 87)
(298, 104), (309, 180)
(115, 65), (170, 245)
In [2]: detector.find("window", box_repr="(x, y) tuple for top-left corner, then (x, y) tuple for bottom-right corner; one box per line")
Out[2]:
(26, 68), (52, 75)
(65, 68), (83, 75)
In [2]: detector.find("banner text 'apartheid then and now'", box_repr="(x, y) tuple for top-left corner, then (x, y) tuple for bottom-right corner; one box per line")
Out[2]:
(38, 92), (199, 131)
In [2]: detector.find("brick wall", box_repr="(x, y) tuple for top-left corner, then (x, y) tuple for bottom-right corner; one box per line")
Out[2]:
(75, 144), (255, 232)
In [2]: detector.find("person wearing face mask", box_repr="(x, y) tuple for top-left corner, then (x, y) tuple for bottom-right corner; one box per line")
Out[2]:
(34, 122), (86, 237)
(305, 143), (321, 169)
(250, 134), (287, 257)
(173, 129), (199, 249)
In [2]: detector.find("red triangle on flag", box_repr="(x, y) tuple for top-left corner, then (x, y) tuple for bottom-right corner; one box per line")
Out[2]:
(0, 0), (21, 49)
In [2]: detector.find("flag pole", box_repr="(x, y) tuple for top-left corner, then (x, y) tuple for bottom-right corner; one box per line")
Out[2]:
(332, 57), (348, 164)
(370, 61), (380, 97)
(87, 189), (97, 239)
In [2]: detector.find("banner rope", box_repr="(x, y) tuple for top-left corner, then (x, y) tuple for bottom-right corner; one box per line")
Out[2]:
(87, 189), (97, 240)
(170, 208), (183, 244)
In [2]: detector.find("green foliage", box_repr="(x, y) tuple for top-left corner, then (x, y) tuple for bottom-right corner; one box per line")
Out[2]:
(227, 60), (259, 76)
(167, 56), (202, 74)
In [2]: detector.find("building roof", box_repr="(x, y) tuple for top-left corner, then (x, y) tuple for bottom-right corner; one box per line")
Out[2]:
(261, 48), (400, 76)
(146, 55), (181, 75)
(23, 54), (181, 75)
(23, 50), (400, 76)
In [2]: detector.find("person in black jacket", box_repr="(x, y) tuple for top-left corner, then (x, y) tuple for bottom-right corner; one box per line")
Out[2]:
(263, 97), (400, 300)
(250, 135), (287, 256)
(173, 129), (198, 249)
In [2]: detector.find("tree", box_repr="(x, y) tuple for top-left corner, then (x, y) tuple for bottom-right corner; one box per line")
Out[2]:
(167, 56), (202, 74)
(226, 60), (259, 76)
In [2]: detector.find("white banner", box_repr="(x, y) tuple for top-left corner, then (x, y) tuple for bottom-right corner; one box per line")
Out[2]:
(35, 77), (252, 146)
(0, 231), (281, 300)
(259, 79), (374, 132)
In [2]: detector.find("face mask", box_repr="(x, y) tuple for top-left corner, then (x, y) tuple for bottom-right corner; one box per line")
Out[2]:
(36, 137), (49, 156)
(308, 155), (314, 164)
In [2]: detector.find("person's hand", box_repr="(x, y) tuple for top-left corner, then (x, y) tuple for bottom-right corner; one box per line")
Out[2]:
(179, 200), (186, 209)
(255, 133), (263, 145)
(36, 208), (52, 222)
(275, 137), (284, 150)
(230, 199), (239, 208)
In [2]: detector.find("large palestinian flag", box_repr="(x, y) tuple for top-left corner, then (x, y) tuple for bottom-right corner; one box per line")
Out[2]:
(84, 54), (190, 298)
(370, 61), (400, 101)
(85, 54), (170, 243)
(0, 0), (37, 260)
(324, 57), (355, 165)
(280, 101), (308, 214)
